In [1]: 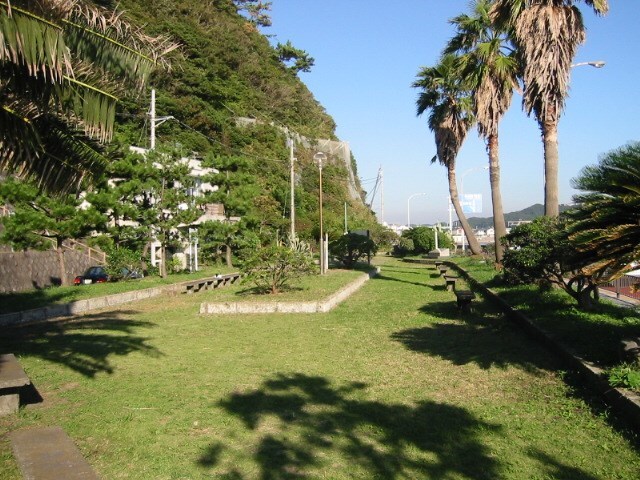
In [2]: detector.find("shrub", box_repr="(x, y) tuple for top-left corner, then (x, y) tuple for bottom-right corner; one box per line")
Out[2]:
(393, 238), (414, 257)
(241, 241), (316, 294)
(105, 247), (142, 281)
(329, 233), (377, 268)
(501, 217), (600, 310)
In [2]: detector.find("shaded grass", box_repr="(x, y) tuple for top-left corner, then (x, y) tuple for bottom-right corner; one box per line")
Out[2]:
(453, 256), (640, 367)
(0, 257), (638, 479)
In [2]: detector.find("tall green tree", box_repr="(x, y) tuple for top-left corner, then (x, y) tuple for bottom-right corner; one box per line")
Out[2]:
(143, 146), (201, 278)
(414, 54), (482, 255)
(0, 0), (177, 193)
(446, 0), (519, 264)
(490, 0), (609, 217)
(567, 142), (640, 280)
(0, 177), (106, 285)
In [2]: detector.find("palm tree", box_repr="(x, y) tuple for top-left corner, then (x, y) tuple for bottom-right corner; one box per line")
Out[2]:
(413, 54), (482, 255)
(0, 0), (178, 193)
(567, 142), (640, 280)
(490, 0), (609, 217)
(445, 0), (519, 264)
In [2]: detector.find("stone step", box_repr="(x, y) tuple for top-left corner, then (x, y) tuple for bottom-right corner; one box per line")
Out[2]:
(9, 426), (99, 480)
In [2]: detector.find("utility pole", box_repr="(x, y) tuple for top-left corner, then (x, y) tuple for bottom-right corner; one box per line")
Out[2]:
(379, 167), (384, 224)
(149, 88), (174, 150)
(288, 136), (295, 238)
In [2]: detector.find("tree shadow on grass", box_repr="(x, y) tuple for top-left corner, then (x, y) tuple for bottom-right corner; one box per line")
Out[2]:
(392, 316), (560, 373)
(203, 373), (503, 479)
(0, 311), (162, 378)
(372, 273), (428, 288)
(478, 285), (640, 365)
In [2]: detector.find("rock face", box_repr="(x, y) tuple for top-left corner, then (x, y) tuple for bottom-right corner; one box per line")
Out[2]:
(236, 117), (363, 202)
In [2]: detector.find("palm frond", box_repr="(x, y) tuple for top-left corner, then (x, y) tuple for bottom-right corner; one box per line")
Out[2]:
(0, 3), (72, 81)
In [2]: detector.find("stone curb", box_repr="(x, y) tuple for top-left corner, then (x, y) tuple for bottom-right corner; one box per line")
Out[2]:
(0, 285), (172, 328)
(200, 268), (379, 315)
(447, 261), (640, 431)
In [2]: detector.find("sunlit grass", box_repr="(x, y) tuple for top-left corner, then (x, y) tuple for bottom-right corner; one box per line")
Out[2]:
(0, 256), (638, 479)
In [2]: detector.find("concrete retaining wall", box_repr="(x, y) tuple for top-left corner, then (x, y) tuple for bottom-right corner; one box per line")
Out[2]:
(200, 268), (378, 315)
(448, 261), (640, 431)
(0, 249), (96, 293)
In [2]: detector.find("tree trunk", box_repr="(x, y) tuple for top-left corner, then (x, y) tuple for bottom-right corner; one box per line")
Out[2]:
(487, 134), (507, 265)
(160, 244), (167, 278)
(57, 245), (67, 286)
(225, 243), (233, 268)
(448, 162), (482, 255)
(542, 114), (560, 217)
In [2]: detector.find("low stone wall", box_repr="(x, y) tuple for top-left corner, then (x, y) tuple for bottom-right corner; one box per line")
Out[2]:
(200, 268), (378, 315)
(447, 261), (640, 431)
(0, 285), (170, 327)
(0, 250), (96, 293)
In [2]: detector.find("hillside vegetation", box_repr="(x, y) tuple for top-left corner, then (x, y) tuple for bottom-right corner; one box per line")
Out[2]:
(112, 0), (379, 241)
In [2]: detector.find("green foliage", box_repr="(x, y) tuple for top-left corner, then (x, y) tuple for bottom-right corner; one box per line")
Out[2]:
(0, 0), (175, 193)
(241, 241), (316, 294)
(501, 217), (600, 309)
(393, 237), (415, 257)
(607, 364), (640, 392)
(105, 247), (142, 280)
(567, 141), (640, 280)
(329, 233), (377, 268)
(400, 227), (452, 255)
(0, 177), (106, 251)
(276, 40), (315, 73)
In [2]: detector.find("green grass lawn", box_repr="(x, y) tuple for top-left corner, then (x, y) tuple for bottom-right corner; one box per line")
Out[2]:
(1, 257), (638, 479)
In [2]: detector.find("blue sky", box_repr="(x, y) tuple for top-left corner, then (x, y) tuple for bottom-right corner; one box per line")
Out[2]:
(267, 0), (640, 226)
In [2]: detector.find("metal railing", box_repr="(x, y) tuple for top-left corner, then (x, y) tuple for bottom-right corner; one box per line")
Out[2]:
(62, 239), (107, 265)
(599, 274), (640, 301)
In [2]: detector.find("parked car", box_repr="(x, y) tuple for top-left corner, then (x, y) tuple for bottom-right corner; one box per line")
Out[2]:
(120, 267), (144, 280)
(74, 266), (109, 285)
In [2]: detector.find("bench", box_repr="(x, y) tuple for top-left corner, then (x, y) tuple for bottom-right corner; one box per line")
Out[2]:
(0, 354), (30, 416)
(443, 275), (458, 292)
(183, 273), (241, 294)
(455, 290), (476, 313)
(437, 265), (448, 276)
(10, 426), (99, 479)
(434, 261), (444, 269)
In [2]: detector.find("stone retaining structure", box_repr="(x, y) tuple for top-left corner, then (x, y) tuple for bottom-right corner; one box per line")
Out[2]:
(447, 261), (640, 431)
(0, 285), (170, 327)
(200, 268), (379, 315)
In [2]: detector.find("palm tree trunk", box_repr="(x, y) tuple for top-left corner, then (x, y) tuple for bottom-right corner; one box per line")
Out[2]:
(543, 112), (560, 217)
(448, 162), (482, 255)
(487, 134), (507, 264)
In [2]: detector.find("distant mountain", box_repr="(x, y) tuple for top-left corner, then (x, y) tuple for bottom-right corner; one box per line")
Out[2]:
(464, 204), (572, 229)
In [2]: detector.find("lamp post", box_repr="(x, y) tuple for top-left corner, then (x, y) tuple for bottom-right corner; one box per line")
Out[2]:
(571, 61), (605, 69)
(407, 193), (427, 228)
(459, 165), (488, 252)
(314, 152), (327, 275)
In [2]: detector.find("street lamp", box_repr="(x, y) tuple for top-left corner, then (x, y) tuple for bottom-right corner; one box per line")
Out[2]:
(407, 193), (427, 228)
(313, 152), (327, 275)
(571, 60), (605, 69)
